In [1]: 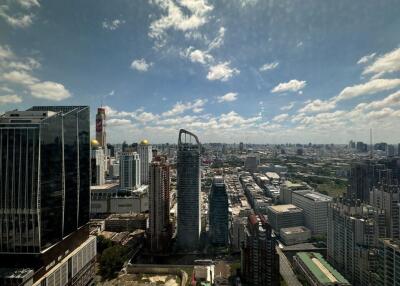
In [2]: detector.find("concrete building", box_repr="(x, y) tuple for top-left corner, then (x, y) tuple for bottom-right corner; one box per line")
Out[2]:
(0, 106), (94, 285)
(149, 156), (172, 252)
(280, 226), (312, 246)
(95, 107), (107, 149)
(120, 152), (141, 190)
(209, 176), (229, 246)
(104, 213), (148, 232)
(241, 214), (279, 286)
(294, 252), (350, 286)
(138, 139), (153, 185)
(292, 190), (332, 235)
(231, 217), (247, 252)
(176, 129), (201, 251)
(244, 155), (258, 172)
(91, 184), (149, 215)
(327, 200), (386, 286)
(267, 204), (304, 233)
(280, 181), (309, 204)
(91, 140), (106, 185)
(377, 239), (400, 286)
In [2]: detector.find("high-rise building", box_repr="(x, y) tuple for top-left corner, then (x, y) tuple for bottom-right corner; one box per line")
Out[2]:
(119, 152), (140, 190)
(209, 176), (229, 246)
(291, 190), (332, 235)
(149, 156), (171, 252)
(327, 199), (386, 285)
(95, 107), (107, 149)
(241, 214), (279, 286)
(91, 139), (105, 185)
(244, 155), (258, 172)
(176, 129), (201, 251)
(377, 239), (400, 286)
(138, 139), (153, 185)
(387, 144), (396, 157)
(0, 106), (95, 285)
(239, 142), (244, 152)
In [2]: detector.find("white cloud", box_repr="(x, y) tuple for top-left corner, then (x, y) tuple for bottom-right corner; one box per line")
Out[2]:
(0, 45), (14, 59)
(363, 47), (400, 78)
(135, 111), (159, 123)
(109, 90), (115, 96)
(217, 92), (238, 103)
(0, 94), (22, 104)
(355, 90), (400, 111)
(107, 118), (132, 127)
(149, 0), (213, 48)
(102, 19), (125, 30)
(3, 58), (41, 71)
(272, 113), (289, 122)
(29, 81), (71, 101)
(259, 62), (279, 72)
(280, 102), (295, 111)
(16, 0), (40, 8)
(162, 98), (207, 117)
(0, 8), (34, 28)
(182, 47), (213, 64)
(130, 58), (153, 72)
(207, 62), (240, 81)
(357, 52), (376, 64)
(299, 99), (337, 113)
(334, 78), (400, 102)
(1, 70), (39, 85)
(208, 26), (225, 50)
(271, 79), (306, 93)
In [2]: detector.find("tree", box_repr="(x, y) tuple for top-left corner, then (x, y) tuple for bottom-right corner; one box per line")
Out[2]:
(99, 245), (127, 279)
(96, 235), (113, 255)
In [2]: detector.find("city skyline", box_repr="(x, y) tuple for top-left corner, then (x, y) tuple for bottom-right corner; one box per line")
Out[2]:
(1, 1), (400, 143)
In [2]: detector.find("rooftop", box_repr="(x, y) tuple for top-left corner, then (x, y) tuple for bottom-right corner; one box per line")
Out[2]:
(268, 204), (303, 214)
(296, 252), (350, 285)
(294, 190), (332, 202)
(281, 226), (311, 234)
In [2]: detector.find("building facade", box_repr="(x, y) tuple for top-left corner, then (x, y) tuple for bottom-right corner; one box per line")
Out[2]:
(91, 143), (105, 186)
(95, 107), (106, 149)
(377, 239), (400, 286)
(0, 106), (94, 285)
(119, 152), (141, 190)
(241, 214), (279, 286)
(138, 140), (153, 185)
(209, 176), (229, 246)
(292, 190), (332, 235)
(149, 156), (171, 252)
(176, 129), (201, 251)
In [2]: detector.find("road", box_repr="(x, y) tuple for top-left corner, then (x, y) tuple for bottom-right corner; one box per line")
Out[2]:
(277, 247), (303, 286)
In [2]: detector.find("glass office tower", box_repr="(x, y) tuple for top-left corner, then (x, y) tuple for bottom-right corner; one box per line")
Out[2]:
(176, 129), (201, 251)
(0, 106), (90, 253)
(209, 176), (229, 246)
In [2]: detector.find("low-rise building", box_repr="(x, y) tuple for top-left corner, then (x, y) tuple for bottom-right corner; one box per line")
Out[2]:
(280, 226), (312, 246)
(267, 204), (304, 233)
(294, 252), (350, 286)
(104, 213), (148, 232)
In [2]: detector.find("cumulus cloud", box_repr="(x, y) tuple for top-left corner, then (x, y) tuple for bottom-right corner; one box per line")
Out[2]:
(182, 47), (213, 64)
(363, 47), (400, 78)
(272, 113), (289, 122)
(0, 94), (22, 104)
(299, 99), (337, 113)
(29, 81), (71, 101)
(259, 62), (279, 72)
(217, 92), (238, 103)
(355, 90), (400, 111)
(107, 118), (132, 127)
(334, 78), (400, 102)
(207, 62), (240, 81)
(162, 99), (207, 117)
(1, 70), (39, 85)
(0, 11), (34, 28)
(130, 58), (153, 72)
(357, 52), (376, 64)
(271, 79), (306, 93)
(0, 45), (14, 59)
(102, 19), (125, 30)
(16, 0), (40, 8)
(149, 0), (213, 48)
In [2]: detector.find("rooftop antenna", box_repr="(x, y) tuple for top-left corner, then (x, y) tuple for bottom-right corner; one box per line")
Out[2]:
(370, 128), (373, 159)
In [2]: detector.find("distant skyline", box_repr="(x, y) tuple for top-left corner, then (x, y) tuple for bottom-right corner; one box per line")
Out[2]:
(1, 0), (400, 143)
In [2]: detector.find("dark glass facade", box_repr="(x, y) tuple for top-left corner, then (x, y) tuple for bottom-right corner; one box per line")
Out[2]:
(0, 106), (90, 254)
(209, 176), (229, 246)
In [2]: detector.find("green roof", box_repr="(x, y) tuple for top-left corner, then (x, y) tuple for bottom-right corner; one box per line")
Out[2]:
(296, 252), (350, 285)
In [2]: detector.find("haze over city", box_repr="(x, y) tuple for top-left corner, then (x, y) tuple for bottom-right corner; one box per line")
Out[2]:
(1, 0), (400, 143)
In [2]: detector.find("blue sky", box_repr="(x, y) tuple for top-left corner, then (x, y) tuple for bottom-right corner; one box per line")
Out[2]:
(1, 0), (400, 143)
